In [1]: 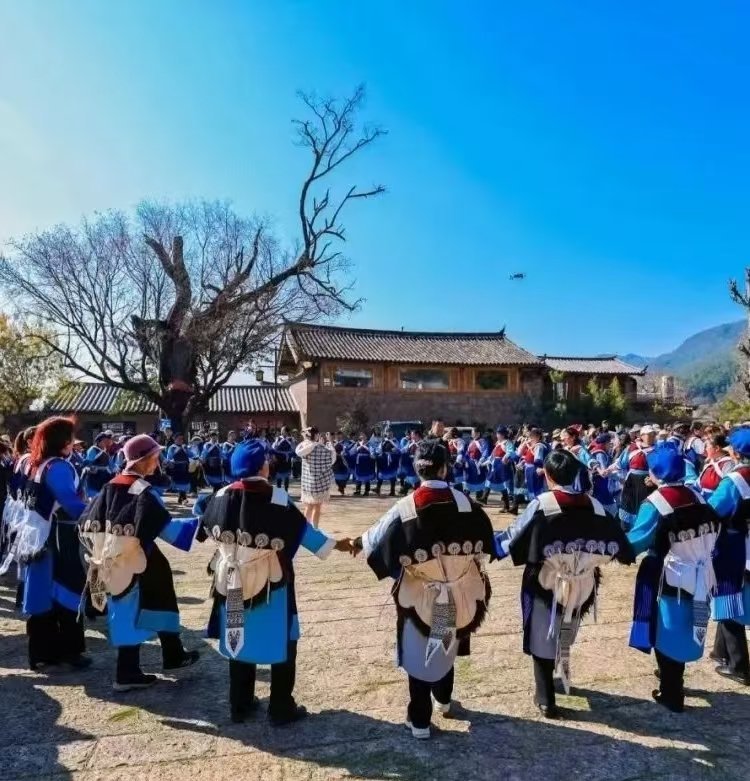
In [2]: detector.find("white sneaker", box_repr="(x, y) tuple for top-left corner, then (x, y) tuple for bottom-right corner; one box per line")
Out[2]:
(432, 696), (452, 717)
(405, 719), (431, 740)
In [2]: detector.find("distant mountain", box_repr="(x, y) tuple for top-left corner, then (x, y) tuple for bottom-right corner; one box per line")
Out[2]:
(619, 320), (745, 403)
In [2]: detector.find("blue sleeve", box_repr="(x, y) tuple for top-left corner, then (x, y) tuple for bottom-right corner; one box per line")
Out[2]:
(577, 446), (593, 466)
(617, 449), (629, 472)
(504, 442), (516, 461)
(300, 523), (336, 559)
(166, 445), (176, 461)
(46, 460), (87, 519)
(83, 447), (97, 465)
(361, 506), (401, 558)
(494, 499), (539, 561)
(593, 452), (608, 470)
(627, 501), (660, 556)
(533, 444), (545, 467)
(709, 479), (741, 520)
(159, 516), (200, 551)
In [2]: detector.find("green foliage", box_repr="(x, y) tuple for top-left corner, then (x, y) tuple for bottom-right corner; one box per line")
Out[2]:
(0, 315), (70, 416)
(717, 397), (750, 425)
(559, 376), (628, 425)
(681, 357), (737, 403)
(336, 403), (369, 438)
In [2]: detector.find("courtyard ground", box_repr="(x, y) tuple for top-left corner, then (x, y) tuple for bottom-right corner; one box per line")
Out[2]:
(1, 491), (749, 781)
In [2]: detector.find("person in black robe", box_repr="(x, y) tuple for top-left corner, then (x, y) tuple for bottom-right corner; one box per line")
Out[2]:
(80, 435), (200, 691)
(353, 439), (496, 739)
(199, 439), (352, 725)
(495, 449), (634, 718)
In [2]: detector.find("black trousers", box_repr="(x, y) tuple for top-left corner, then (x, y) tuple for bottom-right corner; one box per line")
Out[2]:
(229, 641), (297, 718)
(532, 655), (555, 708)
(116, 632), (185, 679)
(407, 667), (454, 729)
(655, 649), (685, 707)
(376, 478), (396, 494)
(714, 620), (750, 674)
(27, 604), (85, 668)
(276, 476), (290, 491)
(354, 481), (370, 495)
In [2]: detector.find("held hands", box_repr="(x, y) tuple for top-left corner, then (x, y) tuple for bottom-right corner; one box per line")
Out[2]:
(333, 537), (362, 557)
(334, 537), (356, 555)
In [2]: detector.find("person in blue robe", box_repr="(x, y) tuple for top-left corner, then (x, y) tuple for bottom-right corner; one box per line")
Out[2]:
(166, 434), (192, 505)
(627, 443), (718, 712)
(561, 427), (593, 494)
(588, 434), (618, 515)
(352, 438), (376, 496)
(67, 440), (86, 478)
(707, 427), (750, 685)
(399, 432), (423, 495)
(271, 428), (295, 491)
(462, 428), (490, 500)
(344, 435), (358, 486)
(188, 436), (204, 494)
(520, 428), (549, 500)
(80, 434), (200, 691)
(332, 432), (351, 495)
(3, 417), (90, 671)
(222, 431), (238, 476)
(82, 430), (115, 499)
(483, 426), (516, 512)
(201, 432), (225, 492)
(375, 434), (401, 497)
(200, 439), (351, 724)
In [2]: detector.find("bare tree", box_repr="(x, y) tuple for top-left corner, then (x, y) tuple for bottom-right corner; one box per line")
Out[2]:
(729, 267), (750, 396)
(0, 87), (385, 431)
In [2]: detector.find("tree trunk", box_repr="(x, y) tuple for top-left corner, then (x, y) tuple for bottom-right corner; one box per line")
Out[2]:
(745, 268), (750, 395)
(159, 390), (193, 436)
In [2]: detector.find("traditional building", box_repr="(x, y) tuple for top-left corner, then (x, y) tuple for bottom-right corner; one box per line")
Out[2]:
(541, 356), (645, 403)
(45, 383), (299, 441)
(279, 323), (547, 431)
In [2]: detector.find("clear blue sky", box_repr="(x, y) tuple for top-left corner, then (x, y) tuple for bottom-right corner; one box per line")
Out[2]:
(1, 1), (748, 358)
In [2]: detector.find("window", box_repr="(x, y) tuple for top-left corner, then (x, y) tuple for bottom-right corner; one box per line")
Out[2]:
(333, 367), (373, 388)
(476, 370), (509, 391)
(399, 368), (450, 390)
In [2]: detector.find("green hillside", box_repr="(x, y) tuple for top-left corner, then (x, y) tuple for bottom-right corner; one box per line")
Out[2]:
(621, 320), (744, 403)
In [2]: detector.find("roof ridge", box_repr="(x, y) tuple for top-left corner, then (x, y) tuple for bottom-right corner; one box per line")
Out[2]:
(285, 322), (509, 340)
(542, 355), (617, 360)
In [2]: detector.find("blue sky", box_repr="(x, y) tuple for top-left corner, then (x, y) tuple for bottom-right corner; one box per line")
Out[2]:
(1, 1), (748, 358)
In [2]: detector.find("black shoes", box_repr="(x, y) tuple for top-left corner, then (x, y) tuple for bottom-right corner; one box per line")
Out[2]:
(269, 704), (308, 728)
(537, 703), (562, 719)
(651, 689), (684, 713)
(113, 672), (158, 692)
(163, 650), (200, 671)
(715, 664), (750, 685)
(231, 696), (261, 724)
(61, 654), (93, 671)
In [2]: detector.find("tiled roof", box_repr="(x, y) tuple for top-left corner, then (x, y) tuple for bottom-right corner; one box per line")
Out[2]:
(542, 356), (646, 376)
(47, 383), (297, 414)
(283, 323), (542, 366)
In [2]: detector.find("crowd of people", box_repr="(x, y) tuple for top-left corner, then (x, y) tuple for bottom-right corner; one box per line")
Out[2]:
(0, 413), (748, 740)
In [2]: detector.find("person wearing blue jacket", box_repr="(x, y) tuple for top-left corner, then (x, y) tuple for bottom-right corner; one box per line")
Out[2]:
(3, 417), (90, 671)
(707, 427), (750, 685)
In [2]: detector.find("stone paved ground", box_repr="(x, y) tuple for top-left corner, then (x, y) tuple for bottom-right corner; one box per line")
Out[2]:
(1, 491), (750, 781)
